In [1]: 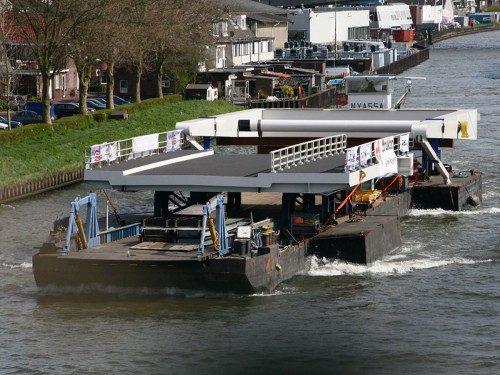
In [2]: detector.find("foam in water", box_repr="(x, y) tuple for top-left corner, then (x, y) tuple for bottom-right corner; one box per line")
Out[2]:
(409, 207), (500, 217)
(306, 254), (491, 277)
(251, 286), (300, 297)
(2, 262), (32, 269)
(0, 204), (16, 210)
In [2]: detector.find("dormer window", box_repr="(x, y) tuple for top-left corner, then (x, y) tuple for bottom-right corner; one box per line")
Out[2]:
(213, 21), (228, 37)
(235, 15), (246, 30)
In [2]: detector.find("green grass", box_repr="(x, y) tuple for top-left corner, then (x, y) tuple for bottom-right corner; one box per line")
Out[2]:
(0, 97), (243, 190)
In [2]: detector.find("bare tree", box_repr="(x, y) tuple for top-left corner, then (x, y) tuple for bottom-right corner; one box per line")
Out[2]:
(8, 0), (103, 127)
(118, 0), (157, 103)
(147, 0), (217, 98)
(0, 0), (18, 130)
(93, 0), (133, 110)
(69, 25), (102, 115)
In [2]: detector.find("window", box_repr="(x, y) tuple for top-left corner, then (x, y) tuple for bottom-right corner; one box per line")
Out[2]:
(213, 21), (228, 37)
(55, 74), (60, 90)
(120, 80), (128, 94)
(239, 16), (246, 30)
(348, 27), (370, 40)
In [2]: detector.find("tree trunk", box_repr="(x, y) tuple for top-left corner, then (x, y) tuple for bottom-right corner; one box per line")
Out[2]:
(6, 76), (12, 131)
(156, 65), (163, 99)
(41, 71), (53, 128)
(106, 61), (115, 109)
(134, 58), (142, 103)
(78, 73), (89, 115)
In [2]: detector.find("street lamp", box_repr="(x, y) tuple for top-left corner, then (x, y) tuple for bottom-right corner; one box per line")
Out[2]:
(334, 0), (337, 67)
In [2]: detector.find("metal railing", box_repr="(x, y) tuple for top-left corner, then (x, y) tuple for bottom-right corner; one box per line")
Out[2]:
(85, 130), (184, 169)
(344, 132), (412, 172)
(99, 222), (142, 244)
(270, 135), (347, 173)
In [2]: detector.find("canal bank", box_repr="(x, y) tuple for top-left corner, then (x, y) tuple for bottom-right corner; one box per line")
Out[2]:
(0, 169), (84, 204)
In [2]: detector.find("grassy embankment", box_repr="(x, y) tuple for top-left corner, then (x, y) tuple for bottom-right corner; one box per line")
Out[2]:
(0, 96), (243, 190)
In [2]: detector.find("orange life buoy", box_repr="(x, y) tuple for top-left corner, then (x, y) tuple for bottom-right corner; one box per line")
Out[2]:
(293, 216), (304, 224)
(337, 93), (348, 106)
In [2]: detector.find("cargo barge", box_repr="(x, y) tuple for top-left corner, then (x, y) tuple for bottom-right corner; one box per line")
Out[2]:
(33, 77), (482, 293)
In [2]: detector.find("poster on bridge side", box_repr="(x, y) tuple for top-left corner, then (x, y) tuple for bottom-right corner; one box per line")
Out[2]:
(374, 136), (398, 175)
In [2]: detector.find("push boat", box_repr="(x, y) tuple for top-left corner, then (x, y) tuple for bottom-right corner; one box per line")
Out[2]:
(33, 76), (482, 293)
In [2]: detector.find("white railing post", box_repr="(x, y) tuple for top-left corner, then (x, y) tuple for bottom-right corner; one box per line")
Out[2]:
(270, 135), (347, 173)
(86, 130), (185, 170)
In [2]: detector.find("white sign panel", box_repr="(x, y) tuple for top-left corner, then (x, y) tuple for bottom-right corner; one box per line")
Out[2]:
(359, 143), (372, 167)
(374, 136), (398, 175)
(90, 142), (120, 164)
(399, 133), (409, 153)
(132, 134), (159, 153)
(345, 146), (359, 172)
(166, 130), (182, 152)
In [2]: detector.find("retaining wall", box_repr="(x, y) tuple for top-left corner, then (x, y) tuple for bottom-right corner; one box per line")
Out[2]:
(250, 87), (338, 109)
(431, 24), (500, 44)
(375, 48), (430, 75)
(0, 169), (84, 204)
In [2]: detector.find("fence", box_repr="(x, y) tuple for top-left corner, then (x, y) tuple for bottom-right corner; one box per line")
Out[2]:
(0, 169), (84, 204)
(250, 87), (339, 109)
(99, 222), (142, 244)
(86, 130), (184, 169)
(270, 135), (347, 173)
(376, 48), (430, 75)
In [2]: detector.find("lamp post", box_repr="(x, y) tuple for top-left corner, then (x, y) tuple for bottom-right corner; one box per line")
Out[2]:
(6, 73), (12, 131)
(334, 0), (337, 67)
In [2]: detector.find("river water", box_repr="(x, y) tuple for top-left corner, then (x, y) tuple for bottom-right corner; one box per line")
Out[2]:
(1, 31), (499, 374)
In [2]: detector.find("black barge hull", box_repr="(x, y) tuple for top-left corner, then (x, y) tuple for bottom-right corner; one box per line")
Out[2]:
(33, 242), (307, 294)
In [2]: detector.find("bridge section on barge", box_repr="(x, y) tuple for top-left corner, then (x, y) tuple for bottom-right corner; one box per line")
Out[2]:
(85, 107), (478, 198)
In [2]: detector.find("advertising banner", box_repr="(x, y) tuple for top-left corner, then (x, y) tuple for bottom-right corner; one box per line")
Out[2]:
(132, 133), (159, 153)
(399, 133), (410, 153)
(374, 136), (398, 175)
(345, 146), (359, 172)
(359, 143), (372, 167)
(166, 130), (182, 152)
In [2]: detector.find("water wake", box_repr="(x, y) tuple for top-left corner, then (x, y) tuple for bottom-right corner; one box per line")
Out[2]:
(306, 254), (491, 277)
(1, 262), (32, 270)
(251, 286), (300, 297)
(409, 207), (500, 217)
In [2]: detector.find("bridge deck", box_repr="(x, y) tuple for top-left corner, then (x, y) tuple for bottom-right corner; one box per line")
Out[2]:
(84, 149), (350, 194)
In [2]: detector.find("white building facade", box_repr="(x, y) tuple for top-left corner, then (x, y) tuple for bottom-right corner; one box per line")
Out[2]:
(288, 8), (370, 45)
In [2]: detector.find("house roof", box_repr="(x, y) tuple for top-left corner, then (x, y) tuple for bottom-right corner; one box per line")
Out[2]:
(186, 84), (214, 90)
(261, 71), (291, 78)
(215, 0), (288, 23)
(247, 12), (288, 23)
(285, 67), (317, 74)
(251, 0), (355, 7)
(217, 0), (288, 14)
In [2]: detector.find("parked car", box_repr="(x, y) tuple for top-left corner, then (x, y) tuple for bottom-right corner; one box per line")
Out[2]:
(11, 110), (43, 125)
(4, 95), (26, 110)
(26, 101), (55, 120)
(92, 97), (107, 106)
(0, 122), (7, 130)
(54, 103), (81, 119)
(0, 116), (23, 128)
(86, 99), (106, 110)
(70, 102), (96, 113)
(99, 95), (130, 106)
